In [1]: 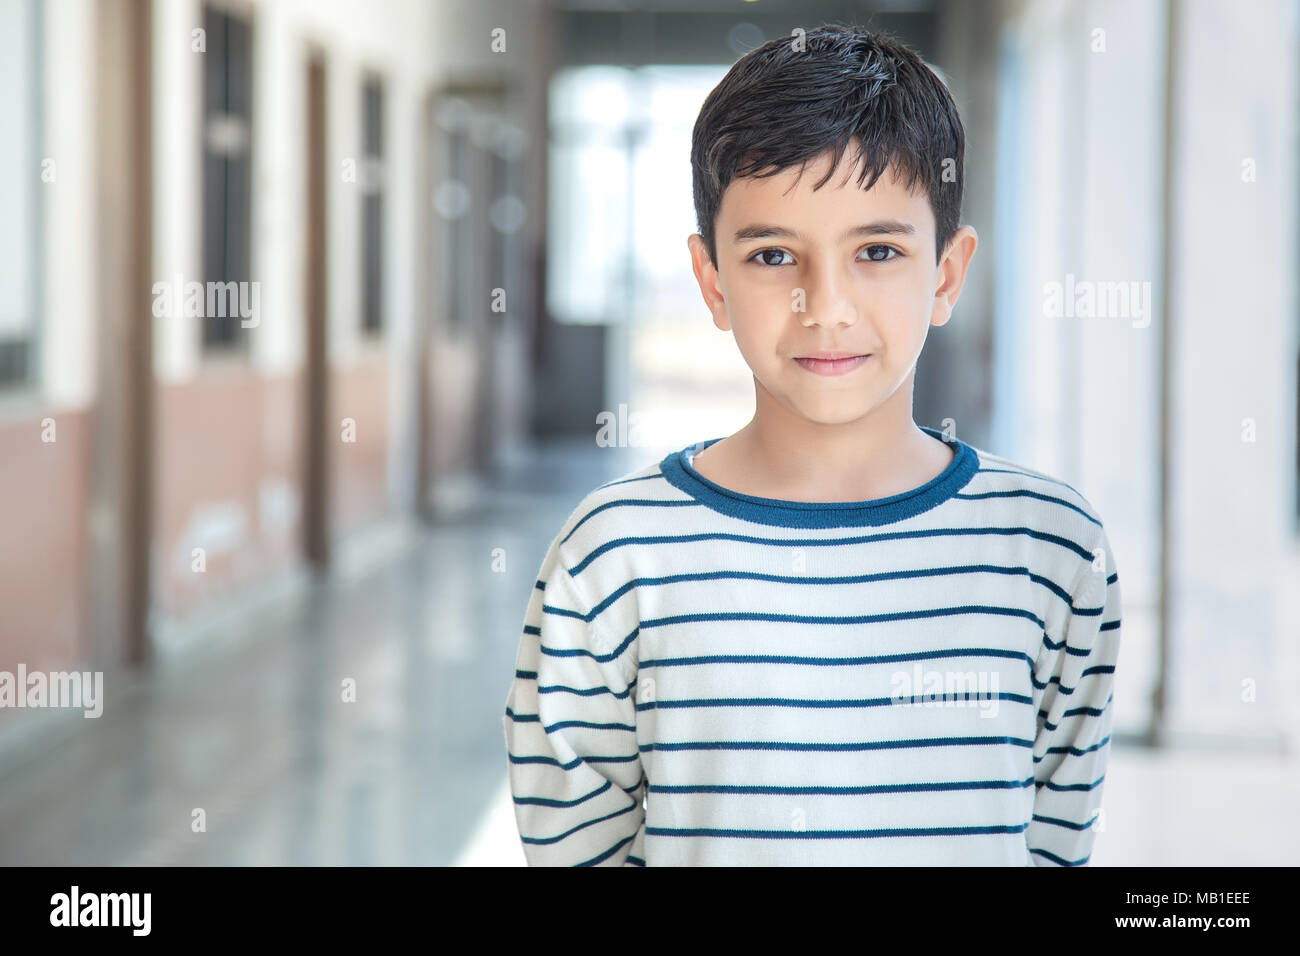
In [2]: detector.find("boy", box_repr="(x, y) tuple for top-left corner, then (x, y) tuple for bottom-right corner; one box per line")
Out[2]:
(503, 24), (1121, 866)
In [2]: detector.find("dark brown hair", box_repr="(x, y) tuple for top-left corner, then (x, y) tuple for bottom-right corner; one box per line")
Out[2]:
(691, 23), (965, 267)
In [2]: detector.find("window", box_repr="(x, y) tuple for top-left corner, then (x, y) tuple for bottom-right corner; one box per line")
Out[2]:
(0, 0), (42, 388)
(361, 75), (384, 335)
(431, 92), (517, 338)
(488, 119), (526, 327)
(199, 4), (253, 352)
(433, 98), (472, 335)
(544, 65), (727, 328)
(490, 147), (511, 319)
(545, 67), (632, 325)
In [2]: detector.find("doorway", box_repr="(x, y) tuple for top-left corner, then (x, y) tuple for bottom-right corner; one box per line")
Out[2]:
(303, 51), (329, 568)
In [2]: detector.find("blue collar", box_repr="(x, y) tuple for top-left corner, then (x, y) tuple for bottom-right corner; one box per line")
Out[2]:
(658, 425), (979, 528)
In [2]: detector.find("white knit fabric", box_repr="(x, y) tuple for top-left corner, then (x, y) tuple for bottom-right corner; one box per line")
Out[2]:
(503, 431), (1121, 866)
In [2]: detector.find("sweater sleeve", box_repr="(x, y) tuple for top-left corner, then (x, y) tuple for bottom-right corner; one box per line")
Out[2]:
(502, 543), (646, 866)
(1026, 525), (1122, 866)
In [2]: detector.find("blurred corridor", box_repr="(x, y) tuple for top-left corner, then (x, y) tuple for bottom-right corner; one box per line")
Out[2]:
(0, 436), (638, 864)
(1, 0), (1298, 865)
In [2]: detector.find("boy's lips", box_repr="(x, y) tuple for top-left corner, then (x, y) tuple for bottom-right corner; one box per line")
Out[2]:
(793, 353), (871, 376)
(795, 350), (865, 360)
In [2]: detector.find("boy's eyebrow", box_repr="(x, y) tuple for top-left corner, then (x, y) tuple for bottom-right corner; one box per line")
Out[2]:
(732, 220), (917, 243)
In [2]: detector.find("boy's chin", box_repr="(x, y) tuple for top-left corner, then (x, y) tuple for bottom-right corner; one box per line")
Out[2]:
(781, 395), (883, 427)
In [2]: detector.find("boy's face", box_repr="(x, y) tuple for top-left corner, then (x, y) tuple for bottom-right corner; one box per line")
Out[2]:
(688, 143), (977, 428)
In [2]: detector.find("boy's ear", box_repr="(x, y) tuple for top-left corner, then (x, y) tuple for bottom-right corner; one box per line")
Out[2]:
(931, 225), (978, 328)
(687, 233), (731, 332)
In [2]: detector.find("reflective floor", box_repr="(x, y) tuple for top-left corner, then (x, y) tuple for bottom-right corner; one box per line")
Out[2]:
(0, 436), (638, 866)
(0, 435), (1294, 866)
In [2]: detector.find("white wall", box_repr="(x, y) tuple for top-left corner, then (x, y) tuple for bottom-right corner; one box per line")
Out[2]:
(992, 0), (1300, 746)
(1166, 0), (1299, 745)
(39, 0), (97, 409)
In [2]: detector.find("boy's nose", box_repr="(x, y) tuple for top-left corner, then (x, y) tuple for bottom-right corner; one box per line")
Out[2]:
(797, 294), (860, 329)
(797, 266), (860, 328)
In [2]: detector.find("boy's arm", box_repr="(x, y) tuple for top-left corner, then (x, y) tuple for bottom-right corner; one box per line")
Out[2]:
(1026, 525), (1122, 866)
(503, 550), (645, 866)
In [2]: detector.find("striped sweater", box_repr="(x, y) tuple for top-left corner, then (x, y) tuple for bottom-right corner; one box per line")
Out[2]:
(502, 425), (1122, 866)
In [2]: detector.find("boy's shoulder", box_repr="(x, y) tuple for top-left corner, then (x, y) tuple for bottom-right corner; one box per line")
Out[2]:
(545, 456), (680, 564)
(966, 439), (1096, 505)
(962, 437), (1111, 545)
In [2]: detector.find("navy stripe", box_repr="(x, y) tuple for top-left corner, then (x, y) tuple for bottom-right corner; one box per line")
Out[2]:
(640, 647), (1034, 670)
(576, 833), (636, 866)
(636, 692), (1033, 712)
(957, 486), (1099, 525)
(538, 625), (636, 665)
(1041, 775), (1105, 792)
(1039, 628), (1101, 657)
(1032, 667), (1114, 693)
(535, 680), (1043, 708)
(1044, 695), (1111, 722)
(639, 603), (1047, 632)
(596, 472), (664, 490)
(638, 735), (1034, 754)
(649, 776), (1036, 796)
(513, 780), (613, 808)
(1039, 696), (1111, 732)
(520, 802), (639, 846)
(976, 465), (1086, 500)
(570, 526), (1096, 577)
(1032, 813), (1098, 831)
(585, 564), (1079, 620)
(538, 682), (633, 699)
(508, 752), (638, 767)
(509, 753), (581, 769)
(1028, 847), (1089, 866)
(541, 603), (585, 623)
(543, 719), (636, 733)
(645, 823), (1029, 840)
(561, 565), (1115, 634)
(562, 498), (699, 545)
(1037, 735), (1110, 758)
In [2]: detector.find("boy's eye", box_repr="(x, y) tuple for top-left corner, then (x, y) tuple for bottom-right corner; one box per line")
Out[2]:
(749, 248), (793, 267)
(747, 245), (902, 267)
(860, 244), (901, 262)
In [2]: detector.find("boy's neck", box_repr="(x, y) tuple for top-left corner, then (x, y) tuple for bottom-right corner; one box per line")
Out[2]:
(704, 376), (953, 503)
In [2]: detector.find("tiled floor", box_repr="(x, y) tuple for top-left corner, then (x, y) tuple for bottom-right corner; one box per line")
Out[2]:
(0, 436), (640, 866)
(0, 435), (1294, 865)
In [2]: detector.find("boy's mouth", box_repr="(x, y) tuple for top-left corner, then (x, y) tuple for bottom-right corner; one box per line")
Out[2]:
(793, 353), (871, 376)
